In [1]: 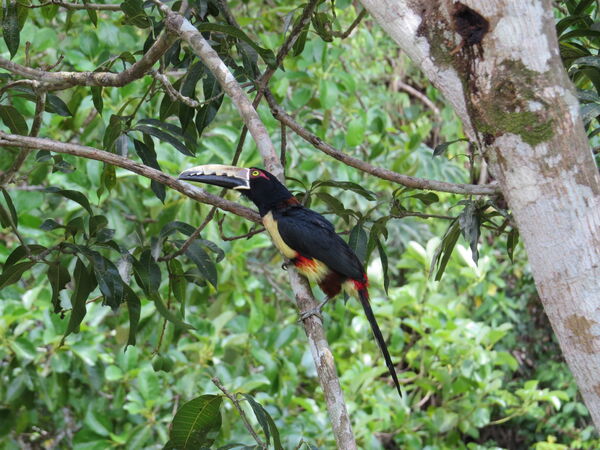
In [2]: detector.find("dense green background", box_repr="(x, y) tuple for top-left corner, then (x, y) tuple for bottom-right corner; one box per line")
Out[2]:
(1, 0), (600, 448)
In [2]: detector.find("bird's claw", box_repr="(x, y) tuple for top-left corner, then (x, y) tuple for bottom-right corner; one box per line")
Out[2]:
(299, 307), (322, 322)
(281, 262), (289, 270)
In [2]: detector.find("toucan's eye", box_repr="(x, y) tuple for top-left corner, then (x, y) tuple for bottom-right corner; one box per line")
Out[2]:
(251, 170), (260, 177)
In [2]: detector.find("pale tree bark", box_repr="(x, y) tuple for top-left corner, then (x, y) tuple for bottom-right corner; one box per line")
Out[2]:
(360, 0), (600, 426)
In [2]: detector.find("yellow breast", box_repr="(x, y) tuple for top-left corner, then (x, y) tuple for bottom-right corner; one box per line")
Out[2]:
(262, 211), (298, 259)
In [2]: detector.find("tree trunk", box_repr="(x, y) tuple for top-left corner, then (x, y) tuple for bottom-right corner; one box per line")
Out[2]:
(361, 0), (600, 426)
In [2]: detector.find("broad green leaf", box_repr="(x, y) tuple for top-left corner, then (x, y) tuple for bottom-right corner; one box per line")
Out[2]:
(195, 71), (223, 136)
(91, 86), (103, 115)
(132, 249), (161, 296)
(348, 223), (367, 265)
(179, 62), (204, 130)
(458, 202), (481, 264)
(63, 258), (97, 341)
(315, 180), (376, 201)
(0, 261), (35, 290)
(507, 228), (519, 262)
(78, 247), (125, 309)
(346, 117), (366, 147)
(184, 241), (217, 287)
(1, 188), (18, 226)
(5, 244), (46, 267)
(47, 261), (71, 313)
(169, 395), (223, 449)
(133, 139), (165, 202)
(0, 105), (28, 134)
(46, 94), (72, 117)
(409, 192), (440, 205)
(134, 124), (194, 156)
(44, 187), (93, 215)
(242, 394), (283, 448)
(431, 219), (460, 281)
(2, 1), (19, 58)
(39, 218), (63, 231)
(120, 0), (151, 28)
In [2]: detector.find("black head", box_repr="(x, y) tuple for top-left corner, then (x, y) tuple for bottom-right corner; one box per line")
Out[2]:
(178, 164), (293, 216)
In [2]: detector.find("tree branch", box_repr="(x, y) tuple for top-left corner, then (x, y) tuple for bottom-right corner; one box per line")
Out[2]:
(27, 0), (121, 10)
(149, 2), (357, 446)
(265, 90), (499, 196)
(0, 32), (175, 91)
(0, 132), (260, 222)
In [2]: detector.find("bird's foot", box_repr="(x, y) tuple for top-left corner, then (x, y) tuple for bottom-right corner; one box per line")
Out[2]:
(281, 262), (289, 270)
(298, 298), (331, 322)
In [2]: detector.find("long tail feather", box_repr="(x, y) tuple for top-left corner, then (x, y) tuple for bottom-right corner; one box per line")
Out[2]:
(358, 288), (402, 398)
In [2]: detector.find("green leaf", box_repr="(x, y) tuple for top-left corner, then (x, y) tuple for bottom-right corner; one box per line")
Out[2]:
(433, 138), (469, 157)
(0, 105), (28, 134)
(346, 117), (366, 147)
(103, 114), (126, 151)
(409, 192), (439, 205)
(376, 237), (390, 294)
(348, 223), (367, 265)
(83, 0), (98, 26)
(196, 23), (276, 67)
(314, 180), (376, 201)
(431, 219), (460, 281)
(120, 0), (151, 28)
(195, 71), (223, 136)
(78, 247), (125, 309)
(134, 124), (194, 156)
(124, 284), (141, 347)
(169, 395), (223, 449)
(5, 244), (46, 267)
(184, 241), (217, 287)
(91, 86), (103, 115)
(132, 249), (161, 296)
(506, 228), (519, 262)
(133, 139), (165, 202)
(89, 215), (108, 237)
(40, 218), (63, 231)
(44, 187), (93, 215)
(179, 62), (204, 130)
(47, 261), (71, 313)
(1, 188), (18, 227)
(62, 258), (97, 342)
(46, 94), (72, 117)
(0, 261), (35, 290)
(2, 1), (20, 58)
(241, 394), (270, 445)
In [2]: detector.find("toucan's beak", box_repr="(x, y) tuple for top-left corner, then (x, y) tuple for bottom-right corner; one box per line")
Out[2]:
(178, 164), (251, 190)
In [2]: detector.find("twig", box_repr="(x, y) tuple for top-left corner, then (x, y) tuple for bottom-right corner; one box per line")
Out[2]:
(150, 70), (202, 108)
(26, 0), (121, 10)
(211, 377), (267, 449)
(159, 207), (217, 261)
(0, 132), (260, 222)
(395, 80), (441, 118)
(391, 211), (455, 220)
(332, 8), (367, 39)
(265, 90), (499, 196)
(0, 32), (175, 91)
(280, 122), (287, 172)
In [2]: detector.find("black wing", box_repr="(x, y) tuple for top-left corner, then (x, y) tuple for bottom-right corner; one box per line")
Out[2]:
(275, 205), (364, 280)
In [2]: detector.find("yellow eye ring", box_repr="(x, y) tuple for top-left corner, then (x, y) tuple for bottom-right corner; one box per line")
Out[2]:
(251, 170), (260, 176)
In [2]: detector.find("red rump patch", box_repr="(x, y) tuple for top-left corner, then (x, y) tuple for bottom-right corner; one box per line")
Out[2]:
(352, 274), (368, 291)
(293, 255), (317, 269)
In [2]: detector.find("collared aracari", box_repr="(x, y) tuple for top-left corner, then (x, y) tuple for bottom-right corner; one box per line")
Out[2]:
(179, 164), (401, 397)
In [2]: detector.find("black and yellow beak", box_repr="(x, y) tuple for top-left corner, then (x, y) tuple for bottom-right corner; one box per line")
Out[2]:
(178, 164), (251, 190)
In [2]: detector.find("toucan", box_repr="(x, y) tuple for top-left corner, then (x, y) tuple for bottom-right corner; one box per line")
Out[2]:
(179, 164), (401, 397)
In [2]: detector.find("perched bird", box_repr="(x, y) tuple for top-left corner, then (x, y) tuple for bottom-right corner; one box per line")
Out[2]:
(179, 164), (401, 397)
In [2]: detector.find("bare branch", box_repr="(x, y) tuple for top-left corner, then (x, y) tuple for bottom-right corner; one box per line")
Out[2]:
(0, 132), (260, 223)
(26, 0), (121, 10)
(265, 90), (499, 196)
(0, 32), (175, 91)
(395, 80), (441, 118)
(150, 70), (202, 108)
(211, 377), (267, 449)
(332, 8), (367, 39)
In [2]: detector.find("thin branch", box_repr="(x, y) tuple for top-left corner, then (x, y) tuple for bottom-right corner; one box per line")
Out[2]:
(332, 8), (367, 39)
(26, 0), (121, 10)
(211, 377), (267, 449)
(150, 70), (202, 108)
(395, 80), (441, 118)
(0, 132), (260, 222)
(0, 32), (175, 91)
(391, 211), (455, 220)
(265, 90), (499, 196)
(159, 207), (217, 261)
